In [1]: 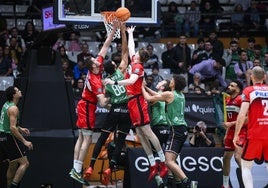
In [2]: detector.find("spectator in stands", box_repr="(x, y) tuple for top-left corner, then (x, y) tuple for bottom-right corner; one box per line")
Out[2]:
(195, 40), (217, 64)
(189, 121), (215, 147)
(183, 1), (201, 37)
(144, 44), (159, 69)
(111, 41), (122, 66)
(199, 1), (216, 36)
(244, 1), (261, 30)
(261, 36), (268, 56)
(6, 27), (26, 54)
(263, 52), (268, 72)
(246, 37), (256, 61)
(21, 21), (39, 49)
(188, 72), (206, 95)
(52, 33), (65, 51)
(223, 40), (241, 82)
(161, 1), (179, 37)
(3, 45), (17, 77)
(252, 44), (265, 63)
(231, 4), (245, 32)
(73, 60), (88, 81)
(77, 43), (94, 63)
(145, 74), (154, 89)
(234, 49), (253, 87)
(200, 0), (222, 13)
(172, 34), (192, 74)
(205, 80), (221, 96)
(65, 31), (82, 52)
(191, 38), (205, 66)
(58, 46), (73, 65)
(174, 9), (184, 37)
(208, 31), (224, 59)
(150, 66), (164, 91)
(189, 57), (227, 88)
(0, 46), (13, 76)
(61, 58), (74, 81)
(9, 37), (23, 76)
(161, 41), (175, 69)
(73, 78), (84, 106)
(234, 0), (251, 11)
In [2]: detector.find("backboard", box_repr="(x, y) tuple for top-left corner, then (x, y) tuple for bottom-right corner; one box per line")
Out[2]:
(55, 0), (160, 25)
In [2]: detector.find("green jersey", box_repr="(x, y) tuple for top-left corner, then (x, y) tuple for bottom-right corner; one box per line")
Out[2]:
(226, 51), (240, 81)
(105, 69), (128, 104)
(166, 91), (187, 127)
(150, 101), (168, 126)
(0, 101), (16, 134)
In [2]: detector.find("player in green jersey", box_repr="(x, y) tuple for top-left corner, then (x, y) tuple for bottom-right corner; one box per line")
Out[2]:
(142, 74), (192, 188)
(0, 86), (33, 188)
(83, 22), (131, 186)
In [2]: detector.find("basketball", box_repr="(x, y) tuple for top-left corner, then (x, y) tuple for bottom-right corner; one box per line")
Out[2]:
(115, 7), (131, 22)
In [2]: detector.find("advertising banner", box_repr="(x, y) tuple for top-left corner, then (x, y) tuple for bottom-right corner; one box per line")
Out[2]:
(95, 94), (217, 129)
(125, 147), (224, 188)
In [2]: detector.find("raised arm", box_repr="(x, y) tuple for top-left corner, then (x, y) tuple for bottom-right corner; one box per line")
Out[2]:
(118, 23), (128, 74)
(98, 20), (119, 58)
(127, 26), (136, 58)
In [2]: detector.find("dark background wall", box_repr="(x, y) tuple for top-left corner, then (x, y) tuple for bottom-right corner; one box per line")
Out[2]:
(15, 47), (79, 188)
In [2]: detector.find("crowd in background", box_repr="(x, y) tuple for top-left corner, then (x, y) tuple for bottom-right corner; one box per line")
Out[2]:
(0, 0), (268, 102)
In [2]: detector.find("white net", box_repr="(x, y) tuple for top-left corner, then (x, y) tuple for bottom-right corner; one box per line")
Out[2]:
(101, 12), (121, 40)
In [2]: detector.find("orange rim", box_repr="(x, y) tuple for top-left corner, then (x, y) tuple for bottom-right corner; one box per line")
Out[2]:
(101, 11), (116, 23)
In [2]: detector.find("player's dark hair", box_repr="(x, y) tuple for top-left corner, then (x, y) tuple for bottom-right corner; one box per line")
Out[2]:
(104, 60), (116, 75)
(84, 58), (94, 71)
(138, 48), (150, 63)
(5, 86), (16, 101)
(163, 79), (171, 91)
(232, 80), (244, 93)
(173, 75), (186, 92)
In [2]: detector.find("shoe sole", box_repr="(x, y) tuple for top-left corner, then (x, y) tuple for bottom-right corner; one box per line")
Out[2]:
(70, 173), (90, 186)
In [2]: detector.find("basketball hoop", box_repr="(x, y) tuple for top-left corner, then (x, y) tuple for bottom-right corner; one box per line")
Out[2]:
(101, 11), (121, 40)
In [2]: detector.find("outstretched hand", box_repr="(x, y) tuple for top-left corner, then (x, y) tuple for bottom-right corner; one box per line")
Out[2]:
(127, 25), (136, 34)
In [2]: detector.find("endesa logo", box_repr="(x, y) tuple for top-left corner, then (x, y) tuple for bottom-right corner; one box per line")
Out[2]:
(134, 156), (223, 172)
(44, 10), (53, 19)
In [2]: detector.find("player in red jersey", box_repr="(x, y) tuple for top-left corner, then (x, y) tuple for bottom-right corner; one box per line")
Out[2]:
(104, 26), (168, 182)
(222, 80), (246, 188)
(234, 66), (268, 188)
(69, 22), (118, 185)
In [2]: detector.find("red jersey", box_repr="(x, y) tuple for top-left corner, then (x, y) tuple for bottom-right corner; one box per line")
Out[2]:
(125, 58), (144, 96)
(81, 56), (104, 103)
(226, 95), (246, 131)
(242, 84), (268, 140)
(224, 94), (247, 150)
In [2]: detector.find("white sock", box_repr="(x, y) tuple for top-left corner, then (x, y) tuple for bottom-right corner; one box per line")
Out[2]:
(241, 159), (253, 188)
(73, 160), (78, 169)
(223, 175), (229, 188)
(148, 154), (156, 166)
(74, 160), (83, 173)
(155, 175), (163, 186)
(157, 150), (165, 162)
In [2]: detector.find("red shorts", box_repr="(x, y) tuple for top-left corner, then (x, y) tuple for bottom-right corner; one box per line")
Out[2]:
(243, 139), (268, 161)
(224, 127), (247, 151)
(76, 99), (97, 130)
(128, 95), (150, 127)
